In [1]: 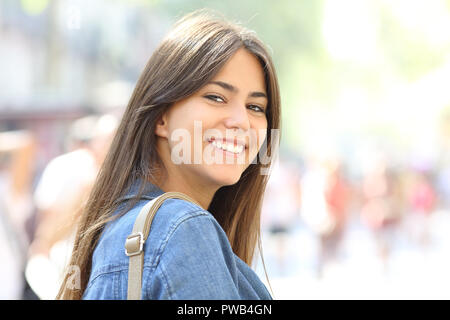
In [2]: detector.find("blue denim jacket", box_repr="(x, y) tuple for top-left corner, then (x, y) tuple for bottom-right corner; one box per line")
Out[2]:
(82, 180), (272, 300)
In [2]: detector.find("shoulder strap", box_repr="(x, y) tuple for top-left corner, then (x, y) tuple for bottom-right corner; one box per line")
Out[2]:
(125, 191), (201, 300)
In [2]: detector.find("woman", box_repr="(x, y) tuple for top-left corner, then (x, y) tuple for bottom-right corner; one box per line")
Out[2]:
(57, 9), (281, 300)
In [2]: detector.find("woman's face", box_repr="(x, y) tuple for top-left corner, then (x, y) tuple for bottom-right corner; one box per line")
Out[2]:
(155, 48), (268, 190)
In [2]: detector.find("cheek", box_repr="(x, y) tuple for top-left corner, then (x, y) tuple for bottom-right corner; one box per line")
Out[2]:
(166, 112), (198, 145)
(258, 131), (268, 149)
(253, 118), (268, 150)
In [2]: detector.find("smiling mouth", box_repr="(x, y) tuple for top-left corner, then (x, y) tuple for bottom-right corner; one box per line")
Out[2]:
(207, 138), (246, 155)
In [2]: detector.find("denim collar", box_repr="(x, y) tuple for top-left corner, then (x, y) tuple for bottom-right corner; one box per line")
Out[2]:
(117, 178), (165, 204)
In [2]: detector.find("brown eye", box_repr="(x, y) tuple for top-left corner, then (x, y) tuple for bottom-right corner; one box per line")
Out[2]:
(248, 104), (265, 113)
(204, 95), (225, 103)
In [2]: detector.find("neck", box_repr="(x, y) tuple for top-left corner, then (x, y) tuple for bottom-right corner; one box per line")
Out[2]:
(149, 169), (218, 210)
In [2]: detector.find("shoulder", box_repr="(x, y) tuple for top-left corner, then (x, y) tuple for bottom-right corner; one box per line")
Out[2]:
(86, 196), (220, 298)
(147, 198), (231, 264)
(144, 203), (240, 299)
(91, 197), (218, 272)
(154, 197), (208, 224)
(155, 204), (229, 252)
(148, 197), (216, 241)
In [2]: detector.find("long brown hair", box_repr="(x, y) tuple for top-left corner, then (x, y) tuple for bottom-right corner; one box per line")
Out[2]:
(57, 8), (281, 299)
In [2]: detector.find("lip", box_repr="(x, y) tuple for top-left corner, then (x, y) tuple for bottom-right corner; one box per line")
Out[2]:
(209, 144), (243, 158)
(206, 137), (248, 150)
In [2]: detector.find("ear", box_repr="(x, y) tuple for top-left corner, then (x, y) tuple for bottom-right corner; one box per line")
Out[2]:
(155, 112), (169, 138)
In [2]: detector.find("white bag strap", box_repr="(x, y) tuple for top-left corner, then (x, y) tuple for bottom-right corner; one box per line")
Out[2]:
(125, 191), (201, 300)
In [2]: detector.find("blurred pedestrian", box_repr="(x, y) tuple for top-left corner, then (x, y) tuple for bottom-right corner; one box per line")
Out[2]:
(320, 158), (352, 275)
(0, 130), (35, 299)
(360, 160), (405, 275)
(405, 169), (437, 248)
(261, 156), (302, 276)
(26, 114), (118, 299)
(300, 155), (352, 278)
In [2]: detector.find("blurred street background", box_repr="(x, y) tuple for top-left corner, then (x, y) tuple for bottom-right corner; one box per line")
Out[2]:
(1, 0), (450, 299)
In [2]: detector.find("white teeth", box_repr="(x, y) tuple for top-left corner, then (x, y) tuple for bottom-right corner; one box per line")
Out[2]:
(210, 140), (244, 154)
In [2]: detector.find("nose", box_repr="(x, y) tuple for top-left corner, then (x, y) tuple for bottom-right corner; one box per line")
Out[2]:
(223, 102), (250, 132)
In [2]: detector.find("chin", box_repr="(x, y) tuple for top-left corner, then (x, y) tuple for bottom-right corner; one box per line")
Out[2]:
(218, 177), (241, 187)
(209, 166), (243, 187)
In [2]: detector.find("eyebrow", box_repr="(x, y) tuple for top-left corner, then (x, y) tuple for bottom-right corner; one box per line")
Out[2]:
(208, 81), (267, 99)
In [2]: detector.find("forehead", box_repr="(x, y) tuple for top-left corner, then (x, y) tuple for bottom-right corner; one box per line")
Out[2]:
(209, 48), (266, 93)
